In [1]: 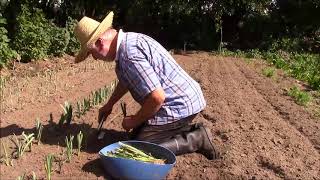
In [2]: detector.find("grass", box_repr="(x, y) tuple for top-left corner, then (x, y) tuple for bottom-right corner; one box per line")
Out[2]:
(262, 67), (276, 78)
(287, 86), (312, 106)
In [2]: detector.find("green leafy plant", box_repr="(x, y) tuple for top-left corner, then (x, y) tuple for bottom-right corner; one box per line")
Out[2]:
(49, 25), (70, 57)
(0, 16), (18, 68)
(262, 67), (276, 78)
(1, 140), (13, 166)
(288, 86), (312, 106)
(44, 154), (54, 180)
(65, 135), (74, 162)
(13, 5), (51, 61)
(65, 17), (80, 55)
(77, 131), (83, 155)
(35, 118), (44, 145)
(11, 132), (34, 159)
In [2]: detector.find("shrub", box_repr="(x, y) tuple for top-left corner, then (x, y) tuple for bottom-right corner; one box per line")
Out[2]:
(49, 25), (70, 57)
(65, 17), (80, 55)
(0, 16), (18, 68)
(13, 5), (51, 62)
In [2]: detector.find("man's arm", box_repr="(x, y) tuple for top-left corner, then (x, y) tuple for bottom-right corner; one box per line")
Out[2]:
(98, 82), (128, 122)
(122, 88), (165, 131)
(106, 82), (128, 107)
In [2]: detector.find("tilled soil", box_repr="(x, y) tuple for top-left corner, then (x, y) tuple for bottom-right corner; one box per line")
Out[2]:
(0, 53), (319, 180)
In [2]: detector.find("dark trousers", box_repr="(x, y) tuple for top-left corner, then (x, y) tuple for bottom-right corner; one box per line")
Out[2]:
(130, 114), (197, 144)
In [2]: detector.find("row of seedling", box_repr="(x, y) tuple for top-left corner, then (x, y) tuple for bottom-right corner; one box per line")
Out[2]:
(44, 131), (84, 180)
(0, 118), (44, 166)
(1, 129), (84, 180)
(75, 80), (117, 118)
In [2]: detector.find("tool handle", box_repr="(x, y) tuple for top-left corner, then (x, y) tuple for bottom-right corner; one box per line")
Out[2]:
(120, 102), (127, 117)
(97, 115), (107, 133)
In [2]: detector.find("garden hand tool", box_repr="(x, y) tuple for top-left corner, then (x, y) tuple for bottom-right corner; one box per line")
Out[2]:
(120, 102), (130, 140)
(97, 115), (107, 140)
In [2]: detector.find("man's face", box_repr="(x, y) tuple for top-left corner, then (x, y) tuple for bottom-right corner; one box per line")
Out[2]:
(88, 29), (117, 61)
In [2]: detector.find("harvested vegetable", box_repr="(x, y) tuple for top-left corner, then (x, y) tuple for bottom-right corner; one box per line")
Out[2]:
(103, 142), (165, 164)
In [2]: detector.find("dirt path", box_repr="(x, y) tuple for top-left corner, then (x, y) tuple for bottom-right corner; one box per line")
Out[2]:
(1, 53), (319, 179)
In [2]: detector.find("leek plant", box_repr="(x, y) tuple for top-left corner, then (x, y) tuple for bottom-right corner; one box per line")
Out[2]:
(32, 171), (37, 180)
(65, 135), (74, 162)
(104, 142), (165, 164)
(35, 118), (43, 145)
(11, 132), (34, 159)
(59, 101), (73, 127)
(1, 140), (13, 166)
(77, 131), (83, 155)
(44, 154), (54, 180)
(16, 172), (26, 180)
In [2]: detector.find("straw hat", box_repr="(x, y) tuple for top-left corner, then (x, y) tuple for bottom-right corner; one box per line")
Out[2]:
(74, 11), (114, 63)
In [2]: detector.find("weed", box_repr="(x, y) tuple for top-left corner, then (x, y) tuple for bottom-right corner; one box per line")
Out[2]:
(77, 131), (83, 155)
(262, 67), (276, 78)
(287, 86), (312, 106)
(35, 118), (43, 145)
(44, 154), (54, 180)
(65, 135), (74, 162)
(1, 140), (13, 166)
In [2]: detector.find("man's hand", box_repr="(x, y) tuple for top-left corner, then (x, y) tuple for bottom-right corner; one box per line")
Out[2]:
(98, 104), (113, 123)
(122, 116), (139, 132)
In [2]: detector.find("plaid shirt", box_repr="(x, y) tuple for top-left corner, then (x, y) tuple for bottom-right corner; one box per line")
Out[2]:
(115, 32), (206, 125)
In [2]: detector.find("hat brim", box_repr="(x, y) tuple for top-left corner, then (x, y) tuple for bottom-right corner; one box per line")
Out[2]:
(75, 11), (114, 63)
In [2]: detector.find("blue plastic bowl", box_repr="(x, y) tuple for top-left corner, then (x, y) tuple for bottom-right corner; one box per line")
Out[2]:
(99, 140), (176, 180)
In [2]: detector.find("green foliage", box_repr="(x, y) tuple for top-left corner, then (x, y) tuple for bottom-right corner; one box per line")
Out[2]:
(65, 17), (80, 55)
(245, 49), (262, 59)
(262, 51), (289, 69)
(0, 15), (18, 68)
(13, 5), (51, 61)
(49, 25), (70, 57)
(287, 86), (312, 106)
(262, 67), (275, 78)
(269, 38), (302, 53)
(288, 53), (320, 90)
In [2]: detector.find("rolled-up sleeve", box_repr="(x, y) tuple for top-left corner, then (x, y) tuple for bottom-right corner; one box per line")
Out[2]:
(122, 56), (162, 102)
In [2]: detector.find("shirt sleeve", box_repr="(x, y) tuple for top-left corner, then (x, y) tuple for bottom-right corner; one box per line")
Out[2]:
(122, 56), (162, 101)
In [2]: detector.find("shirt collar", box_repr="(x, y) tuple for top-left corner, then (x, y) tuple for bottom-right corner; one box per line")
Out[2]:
(115, 29), (124, 61)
